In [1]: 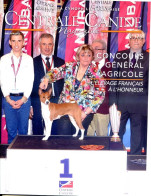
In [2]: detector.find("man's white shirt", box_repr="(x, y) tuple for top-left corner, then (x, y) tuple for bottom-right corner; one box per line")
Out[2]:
(0, 51), (34, 98)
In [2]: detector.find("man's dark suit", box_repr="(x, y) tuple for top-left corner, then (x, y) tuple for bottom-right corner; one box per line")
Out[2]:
(110, 49), (149, 154)
(31, 55), (65, 135)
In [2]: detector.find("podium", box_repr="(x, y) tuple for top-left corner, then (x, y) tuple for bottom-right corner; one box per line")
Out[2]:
(4, 136), (127, 195)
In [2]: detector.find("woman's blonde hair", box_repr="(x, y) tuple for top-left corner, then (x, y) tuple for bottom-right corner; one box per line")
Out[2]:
(76, 44), (94, 61)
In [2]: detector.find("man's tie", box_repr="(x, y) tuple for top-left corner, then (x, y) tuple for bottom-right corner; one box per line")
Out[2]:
(131, 52), (136, 67)
(46, 57), (50, 72)
(95, 62), (99, 70)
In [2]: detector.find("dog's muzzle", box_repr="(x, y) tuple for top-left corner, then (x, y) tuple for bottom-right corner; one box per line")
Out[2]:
(45, 100), (50, 105)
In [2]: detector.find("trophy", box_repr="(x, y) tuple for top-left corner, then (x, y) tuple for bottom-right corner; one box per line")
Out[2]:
(109, 103), (121, 142)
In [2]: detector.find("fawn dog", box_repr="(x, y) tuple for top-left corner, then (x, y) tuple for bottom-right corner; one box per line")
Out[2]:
(39, 87), (85, 140)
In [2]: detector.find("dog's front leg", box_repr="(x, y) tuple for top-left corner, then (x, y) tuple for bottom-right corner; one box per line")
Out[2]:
(42, 119), (52, 141)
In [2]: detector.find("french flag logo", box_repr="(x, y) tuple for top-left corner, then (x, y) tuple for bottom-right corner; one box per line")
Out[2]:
(59, 181), (73, 188)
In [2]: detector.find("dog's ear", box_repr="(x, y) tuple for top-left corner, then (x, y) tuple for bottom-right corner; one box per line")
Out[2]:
(39, 88), (42, 95)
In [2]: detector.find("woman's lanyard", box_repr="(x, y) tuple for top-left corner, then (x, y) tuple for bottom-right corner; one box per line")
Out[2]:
(11, 56), (22, 89)
(42, 57), (53, 72)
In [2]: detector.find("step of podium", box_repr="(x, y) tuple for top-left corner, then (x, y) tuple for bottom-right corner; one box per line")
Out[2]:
(1, 135), (127, 195)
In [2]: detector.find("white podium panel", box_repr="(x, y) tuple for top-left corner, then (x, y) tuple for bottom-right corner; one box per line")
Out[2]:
(0, 158), (7, 194)
(4, 136), (127, 195)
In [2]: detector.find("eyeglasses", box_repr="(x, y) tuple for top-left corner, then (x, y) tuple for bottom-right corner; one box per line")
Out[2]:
(130, 37), (144, 41)
(94, 48), (105, 51)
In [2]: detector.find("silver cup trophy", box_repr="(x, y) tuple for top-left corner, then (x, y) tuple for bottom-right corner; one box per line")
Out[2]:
(109, 103), (121, 142)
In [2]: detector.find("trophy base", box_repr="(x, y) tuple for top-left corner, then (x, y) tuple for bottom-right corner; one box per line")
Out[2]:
(111, 133), (121, 142)
(111, 137), (121, 142)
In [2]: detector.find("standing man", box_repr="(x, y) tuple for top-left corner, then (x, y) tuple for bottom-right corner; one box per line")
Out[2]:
(0, 30), (34, 144)
(87, 40), (111, 136)
(30, 33), (65, 135)
(110, 29), (149, 154)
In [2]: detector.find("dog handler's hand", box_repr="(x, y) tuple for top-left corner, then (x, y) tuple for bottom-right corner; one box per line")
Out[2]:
(40, 77), (49, 90)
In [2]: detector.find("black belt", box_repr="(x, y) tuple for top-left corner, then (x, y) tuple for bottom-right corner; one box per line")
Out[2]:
(10, 93), (24, 97)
